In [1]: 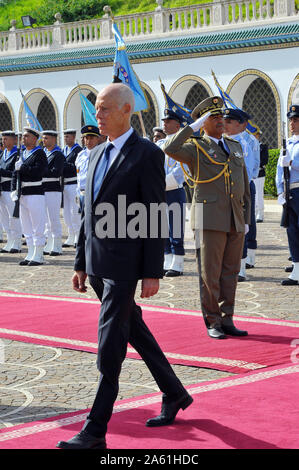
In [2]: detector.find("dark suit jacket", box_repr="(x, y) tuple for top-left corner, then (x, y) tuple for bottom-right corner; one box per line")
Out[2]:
(74, 130), (166, 280)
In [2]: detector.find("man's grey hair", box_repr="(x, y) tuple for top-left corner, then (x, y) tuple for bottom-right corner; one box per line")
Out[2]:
(101, 83), (135, 115)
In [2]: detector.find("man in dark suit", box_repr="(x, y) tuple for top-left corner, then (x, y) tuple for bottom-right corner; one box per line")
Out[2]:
(57, 83), (193, 450)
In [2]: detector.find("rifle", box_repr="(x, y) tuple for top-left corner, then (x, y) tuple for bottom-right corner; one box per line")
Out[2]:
(12, 137), (23, 219)
(280, 121), (290, 228)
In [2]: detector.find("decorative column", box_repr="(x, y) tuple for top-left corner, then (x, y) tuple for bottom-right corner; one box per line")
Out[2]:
(211, 0), (225, 27)
(8, 20), (19, 52)
(52, 13), (64, 48)
(101, 5), (113, 41)
(154, 0), (166, 34)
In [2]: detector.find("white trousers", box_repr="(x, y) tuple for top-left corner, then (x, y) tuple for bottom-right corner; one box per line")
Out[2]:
(44, 192), (62, 238)
(63, 184), (81, 236)
(20, 195), (46, 247)
(0, 191), (22, 239)
(254, 177), (265, 220)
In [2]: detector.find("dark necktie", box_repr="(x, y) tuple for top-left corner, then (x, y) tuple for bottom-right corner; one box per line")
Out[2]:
(218, 140), (229, 155)
(93, 142), (114, 200)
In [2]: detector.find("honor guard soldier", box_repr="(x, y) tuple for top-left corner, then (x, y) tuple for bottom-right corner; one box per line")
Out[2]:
(276, 104), (299, 285)
(0, 131), (22, 253)
(42, 130), (65, 256)
(75, 125), (106, 213)
(254, 129), (269, 223)
(11, 127), (48, 265)
(155, 109), (186, 277)
(163, 96), (251, 339)
(223, 109), (260, 279)
(152, 126), (166, 143)
(62, 129), (82, 247)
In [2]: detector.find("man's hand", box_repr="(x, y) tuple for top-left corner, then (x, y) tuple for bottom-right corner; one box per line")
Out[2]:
(245, 224), (249, 235)
(189, 111), (211, 133)
(72, 271), (88, 293)
(140, 278), (159, 298)
(278, 149), (291, 167)
(15, 159), (22, 171)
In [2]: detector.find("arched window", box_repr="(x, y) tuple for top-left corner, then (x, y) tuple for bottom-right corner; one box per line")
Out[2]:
(37, 96), (56, 130)
(243, 78), (278, 148)
(184, 83), (209, 111)
(131, 89), (156, 137)
(0, 102), (13, 131)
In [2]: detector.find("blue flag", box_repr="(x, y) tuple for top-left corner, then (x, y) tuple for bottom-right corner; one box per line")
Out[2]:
(20, 89), (43, 132)
(112, 22), (148, 113)
(79, 91), (98, 126)
(160, 79), (194, 126)
(211, 70), (258, 134)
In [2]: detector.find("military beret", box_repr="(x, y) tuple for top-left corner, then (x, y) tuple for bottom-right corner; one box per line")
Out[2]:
(223, 108), (251, 123)
(81, 125), (100, 137)
(191, 96), (224, 120)
(287, 104), (299, 119)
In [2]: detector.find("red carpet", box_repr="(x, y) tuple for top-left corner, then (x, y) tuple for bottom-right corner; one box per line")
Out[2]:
(0, 291), (299, 373)
(0, 364), (298, 449)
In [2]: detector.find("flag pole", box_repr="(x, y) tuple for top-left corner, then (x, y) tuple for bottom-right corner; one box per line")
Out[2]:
(137, 111), (147, 138)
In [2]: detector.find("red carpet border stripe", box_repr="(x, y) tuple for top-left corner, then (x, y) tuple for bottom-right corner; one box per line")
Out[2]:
(0, 364), (298, 443)
(0, 327), (265, 370)
(0, 291), (298, 328)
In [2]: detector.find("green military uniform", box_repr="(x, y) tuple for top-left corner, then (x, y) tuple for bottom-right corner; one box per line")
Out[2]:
(163, 97), (251, 337)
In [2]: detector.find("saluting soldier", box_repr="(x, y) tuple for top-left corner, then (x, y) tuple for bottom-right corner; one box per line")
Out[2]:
(276, 104), (299, 285)
(163, 96), (251, 339)
(42, 130), (65, 256)
(11, 127), (48, 265)
(62, 129), (82, 247)
(0, 131), (22, 253)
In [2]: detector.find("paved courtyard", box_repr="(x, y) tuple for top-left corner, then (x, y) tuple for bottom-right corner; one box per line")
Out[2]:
(0, 199), (298, 432)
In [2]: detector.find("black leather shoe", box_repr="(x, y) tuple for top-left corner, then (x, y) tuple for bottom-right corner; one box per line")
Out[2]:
(9, 249), (21, 254)
(28, 261), (43, 266)
(222, 317), (248, 336)
(256, 219), (263, 223)
(19, 259), (30, 266)
(56, 430), (106, 449)
(281, 279), (298, 286)
(207, 326), (227, 339)
(246, 263), (254, 269)
(285, 266), (293, 273)
(146, 394), (193, 427)
(49, 251), (61, 256)
(238, 275), (246, 282)
(165, 269), (183, 277)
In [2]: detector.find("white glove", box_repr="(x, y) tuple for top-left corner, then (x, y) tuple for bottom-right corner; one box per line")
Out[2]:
(245, 224), (249, 235)
(11, 190), (18, 202)
(14, 159), (22, 171)
(165, 173), (179, 191)
(278, 149), (291, 167)
(189, 111), (211, 133)
(277, 193), (286, 205)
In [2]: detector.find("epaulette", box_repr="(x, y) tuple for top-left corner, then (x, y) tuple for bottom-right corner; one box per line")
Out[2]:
(224, 135), (239, 143)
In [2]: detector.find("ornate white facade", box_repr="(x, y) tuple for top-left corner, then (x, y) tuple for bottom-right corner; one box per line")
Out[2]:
(0, 0), (298, 147)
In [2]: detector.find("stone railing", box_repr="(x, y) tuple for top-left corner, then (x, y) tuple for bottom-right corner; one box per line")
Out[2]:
(0, 0), (297, 55)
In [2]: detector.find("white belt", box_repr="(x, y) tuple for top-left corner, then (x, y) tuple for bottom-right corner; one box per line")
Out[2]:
(21, 181), (43, 188)
(43, 177), (60, 182)
(0, 177), (12, 183)
(64, 177), (77, 183)
(290, 182), (299, 190)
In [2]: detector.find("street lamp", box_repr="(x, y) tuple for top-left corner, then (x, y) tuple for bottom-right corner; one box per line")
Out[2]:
(21, 16), (37, 27)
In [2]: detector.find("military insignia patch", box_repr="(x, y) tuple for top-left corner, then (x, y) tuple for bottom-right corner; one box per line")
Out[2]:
(234, 152), (242, 158)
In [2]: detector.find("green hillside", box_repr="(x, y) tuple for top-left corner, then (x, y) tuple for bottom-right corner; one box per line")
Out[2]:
(0, 0), (206, 32)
